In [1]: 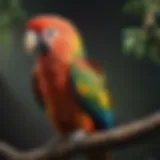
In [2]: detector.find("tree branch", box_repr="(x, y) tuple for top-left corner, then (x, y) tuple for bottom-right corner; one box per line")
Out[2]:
(0, 112), (160, 160)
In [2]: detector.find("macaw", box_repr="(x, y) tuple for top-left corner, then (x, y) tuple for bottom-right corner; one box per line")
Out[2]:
(23, 14), (114, 160)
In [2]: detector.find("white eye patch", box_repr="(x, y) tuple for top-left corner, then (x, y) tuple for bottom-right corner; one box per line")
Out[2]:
(42, 28), (59, 40)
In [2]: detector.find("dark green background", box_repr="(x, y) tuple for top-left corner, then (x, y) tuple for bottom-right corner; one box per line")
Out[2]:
(0, 0), (159, 159)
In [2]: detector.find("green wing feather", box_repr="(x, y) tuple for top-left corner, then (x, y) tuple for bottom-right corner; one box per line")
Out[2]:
(70, 59), (114, 129)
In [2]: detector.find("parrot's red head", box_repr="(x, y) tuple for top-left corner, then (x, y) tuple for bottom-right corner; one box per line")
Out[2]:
(24, 14), (84, 64)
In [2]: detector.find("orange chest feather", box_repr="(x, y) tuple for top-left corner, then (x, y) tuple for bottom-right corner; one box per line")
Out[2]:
(33, 58), (95, 133)
(35, 61), (78, 115)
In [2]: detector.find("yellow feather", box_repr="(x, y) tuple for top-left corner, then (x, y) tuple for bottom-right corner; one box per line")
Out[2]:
(76, 81), (88, 95)
(97, 90), (110, 108)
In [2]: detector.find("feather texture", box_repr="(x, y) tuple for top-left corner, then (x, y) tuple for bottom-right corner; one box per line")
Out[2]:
(27, 15), (114, 160)
(70, 59), (114, 129)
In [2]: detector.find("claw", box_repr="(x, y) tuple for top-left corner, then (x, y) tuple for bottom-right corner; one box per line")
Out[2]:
(69, 129), (87, 145)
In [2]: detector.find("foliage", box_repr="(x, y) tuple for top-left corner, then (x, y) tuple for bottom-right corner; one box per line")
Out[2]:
(123, 0), (160, 15)
(0, 0), (26, 45)
(122, 27), (147, 59)
(122, 0), (160, 65)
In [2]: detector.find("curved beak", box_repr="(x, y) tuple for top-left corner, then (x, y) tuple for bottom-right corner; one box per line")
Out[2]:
(23, 30), (38, 54)
(23, 30), (49, 55)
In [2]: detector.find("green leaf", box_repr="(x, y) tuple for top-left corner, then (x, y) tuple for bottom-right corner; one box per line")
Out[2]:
(134, 30), (147, 59)
(123, 0), (160, 15)
(122, 28), (136, 55)
(123, 0), (145, 14)
(122, 27), (146, 57)
(134, 43), (146, 59)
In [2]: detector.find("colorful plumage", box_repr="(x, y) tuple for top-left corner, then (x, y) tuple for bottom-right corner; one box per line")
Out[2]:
(24, 14), (114, 160)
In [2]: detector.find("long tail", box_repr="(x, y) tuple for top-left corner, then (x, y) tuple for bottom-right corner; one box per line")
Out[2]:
(87, 151), (108, 160)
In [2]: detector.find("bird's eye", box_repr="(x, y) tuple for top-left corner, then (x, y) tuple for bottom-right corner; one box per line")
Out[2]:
(43, 28), (58, 38)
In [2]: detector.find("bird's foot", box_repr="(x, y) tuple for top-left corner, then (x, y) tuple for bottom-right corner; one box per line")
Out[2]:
(69, 129), (87, 146)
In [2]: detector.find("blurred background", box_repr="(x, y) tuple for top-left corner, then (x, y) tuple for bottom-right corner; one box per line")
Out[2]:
(0, 0), (160, 160)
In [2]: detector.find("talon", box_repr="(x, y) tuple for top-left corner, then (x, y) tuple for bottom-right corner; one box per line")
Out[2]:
(69, 129), (87, 145)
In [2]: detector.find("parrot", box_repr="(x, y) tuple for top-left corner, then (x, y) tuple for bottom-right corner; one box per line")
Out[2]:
(23, 14), (114, 160)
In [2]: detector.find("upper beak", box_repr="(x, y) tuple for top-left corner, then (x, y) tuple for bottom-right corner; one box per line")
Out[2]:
(23, 30), (38, 54)
(23, 30), (49, 55)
